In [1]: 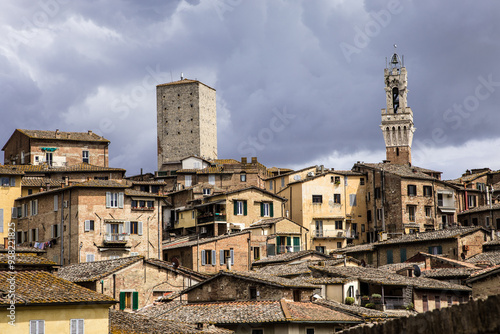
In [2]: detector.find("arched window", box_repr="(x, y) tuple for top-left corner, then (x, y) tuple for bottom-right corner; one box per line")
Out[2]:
(392, 87), (399, 113)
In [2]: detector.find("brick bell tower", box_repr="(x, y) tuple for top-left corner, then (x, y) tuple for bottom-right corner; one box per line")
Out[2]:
(380, 47), (415, 165)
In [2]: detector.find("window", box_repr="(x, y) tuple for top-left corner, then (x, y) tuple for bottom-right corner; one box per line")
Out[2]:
(269, 181), (273, 190)
(335, 220), (343, 230)
(437, 193), (444, 206)
(106, 192), (124, 208)
(337, 242), (342, 248)
(131, 200), (154, 210)
(252, 329), (263, 334)
(315, 221), (323, 237)
(51, 224), (61, 238)
(253, 246), (260, 260)
(54, 195), (58, 211)
(208, 174), (215, 185)
(306, 329), (315, 334)
(361, 224), (365, 232)
(400, 248), (407, 262)
(447, 296), (453, 307)
(220, 249), (234, 265)
(367, 192), (371, 202)
(333, 194), (341, 204)
(86, 254), (95, 262)
(249, 287), (258, 300)
(312, 195), (322, 204)
(293, 290), (301, 302)
(46, 152), (53, 166)
(30, 320), (45, 334)
(375, 187), (381, 199)
(1, 177), (15, 187)
(82, 150), (89, 163)
(316, 246), (325, 253)
(234, 200), (247, 216)
(120, 291), (139, 310)
(435, 296), (441, 309)
(29, 228), (39, 242)
(407, 184), (417, 196)
(334, 176), (340, 184)
(203, 188), (210, 195)
(425, 206), (432, 218)
(423, 295), (428, 312)
(467, 195), (477, 208)
(125, 221), (143, 235)
(240, 173), (246, 182)
(407, 205), (416, 222)
(185, 175), (192, 187)
(201, 249), (216, 266)
(281, 177), (285, 187)
(349, 194), (357, 206)
(376, 208), (383, 221)
(360, 177), (365, 185)
(30, 200), (38, 216)
(423, 186), (432, 197)
(476, 182), (486, 191)
(260, 202), (273, 217)
(428, 245), (442, 255)
(387, 250), (393, 264)
(84, 220), (94, 232)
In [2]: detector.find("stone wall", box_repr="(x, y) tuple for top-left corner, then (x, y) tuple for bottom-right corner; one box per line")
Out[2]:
(339, 294), (500, 334)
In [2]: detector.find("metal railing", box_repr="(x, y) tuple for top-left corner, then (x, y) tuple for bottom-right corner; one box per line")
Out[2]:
(104, 233), (129, 243)
(313, 229), (357, 238)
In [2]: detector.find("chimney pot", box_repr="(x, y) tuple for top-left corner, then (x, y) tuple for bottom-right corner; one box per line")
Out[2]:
(241, 157), (247, 164)
(251, 157), (257, 163)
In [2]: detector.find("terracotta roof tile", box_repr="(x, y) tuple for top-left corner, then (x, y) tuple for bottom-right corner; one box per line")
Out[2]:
(314, 299), (403, 320)
(162, 231), (251, 251)
(253, 250), (331, 266)
(57, 256), (143, 282)
(21, 177), (63, 188)
(109, 309), (233, 334)
(4, 163), (125, 173)
(17, 129), (109, 142)
(357, 163), (440, 180)
(0, 253), (57, 266)
(466, 250), (500, 266)
(421, 268), (478, 279)
(0, 166), (24, 175)
(0, 271), (116, 306)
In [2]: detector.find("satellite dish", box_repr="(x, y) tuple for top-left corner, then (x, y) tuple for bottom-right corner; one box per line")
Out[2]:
(172, 257), (180, 269)
(413, 264), (421, 277)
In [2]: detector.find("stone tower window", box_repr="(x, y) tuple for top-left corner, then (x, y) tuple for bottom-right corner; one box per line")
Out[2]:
(392, 87), (399, 113)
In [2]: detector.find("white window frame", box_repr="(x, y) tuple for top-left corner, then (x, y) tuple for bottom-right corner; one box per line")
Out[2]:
(70, 318), (84, 334)
(349, 194), (357, 206)
(106, 192), (124, 208)
(185, 175), (192, 187)
(236, 201), (244, 215)
(86, 254), (95, 262)
(30, 320), (45, 334)
(262, 202), (270, 217)
(82, 150), (89, 163)
(31, 200), (38, 216)
(208, 174), (215, 185)
(203, 188), (210, 195)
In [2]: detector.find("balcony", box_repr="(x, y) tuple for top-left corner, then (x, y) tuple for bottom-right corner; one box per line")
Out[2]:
(103, 233), (129, 244)
(313, 229), (357, 239)
(197, 213), (226, 225)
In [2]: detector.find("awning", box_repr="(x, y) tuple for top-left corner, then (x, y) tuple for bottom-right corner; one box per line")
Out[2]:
(439, 207), (456, 213)
(41, 147), (57, 152)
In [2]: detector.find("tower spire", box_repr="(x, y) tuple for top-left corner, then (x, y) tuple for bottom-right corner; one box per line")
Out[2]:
(380, 47), (415, 165)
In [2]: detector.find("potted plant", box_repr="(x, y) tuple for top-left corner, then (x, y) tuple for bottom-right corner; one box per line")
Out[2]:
(361, 295), (370, 306)
(365, 303), (376, 309)
(345, 297), (355, 305)
(371, 293), (382, 303)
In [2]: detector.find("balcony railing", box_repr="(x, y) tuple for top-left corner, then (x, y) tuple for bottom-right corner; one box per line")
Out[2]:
(277, 245), (301, 254)
(383, 296), (405, 310)
(104, 233), (129, 244)
(197, 214), (226, 225)
(313, 229), (358, 239)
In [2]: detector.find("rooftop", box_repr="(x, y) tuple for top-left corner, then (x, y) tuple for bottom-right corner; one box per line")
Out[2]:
(4, 162), (125, 174)
(14, 129), (109, 142)
(466, 250), (500, 267)
(309, 266), (471, 291)
(0, 271), (116, 306)
(252, 250), (330, 266)
(109, 309), (232, 334)
(56, 256), (143, 282)
(139, 299), (362, 324)
(0, 253), (57, 267)
(162, 231), (251, 251)
(421, 268), (478, 279)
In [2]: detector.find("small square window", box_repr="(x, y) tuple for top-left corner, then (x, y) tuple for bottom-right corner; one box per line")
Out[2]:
(312, 195), (322, 203)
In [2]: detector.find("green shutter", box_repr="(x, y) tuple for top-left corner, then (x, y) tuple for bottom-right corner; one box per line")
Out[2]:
(234, 201), (238, 215)
(428, 247), (433, 254)
(387, 250), (393, 264)
(270, 203), (274, 217)
(132, 291), (139, 310)
(400, 248), (407, 262)
(119, 292), (126, 310)
(437, 246), (442, 254)
(243, 201), (247, 216)
(260, 203), (264, 217)
(287, 237), (291, 246)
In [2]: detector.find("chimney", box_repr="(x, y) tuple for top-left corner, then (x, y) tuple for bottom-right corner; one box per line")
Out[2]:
(251, 157), (257, 163)
(65, 176), (69, 186)
(88, 130), (93, 135)
(45, 181), (50, 191)
(55, 129), (60, 138)
(241, 157), (247, 164)
(320, 165), (324, 174)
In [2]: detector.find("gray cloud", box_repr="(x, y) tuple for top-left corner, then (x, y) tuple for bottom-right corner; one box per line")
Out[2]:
(1, 0), (499, 179)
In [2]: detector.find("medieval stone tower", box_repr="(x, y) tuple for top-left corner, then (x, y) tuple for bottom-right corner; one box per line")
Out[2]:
(380, 51), (415, 165)
(157, 78), (218, 170)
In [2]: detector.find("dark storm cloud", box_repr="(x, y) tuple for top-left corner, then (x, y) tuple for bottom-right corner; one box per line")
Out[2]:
(1, 0), (499, 179)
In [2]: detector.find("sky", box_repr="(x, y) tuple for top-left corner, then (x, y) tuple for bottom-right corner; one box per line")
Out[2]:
(1, 0), (499, 180)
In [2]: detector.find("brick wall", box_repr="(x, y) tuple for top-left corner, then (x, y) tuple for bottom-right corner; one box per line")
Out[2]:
(339, 294), (500, 334)
(470, 273), (500, 299)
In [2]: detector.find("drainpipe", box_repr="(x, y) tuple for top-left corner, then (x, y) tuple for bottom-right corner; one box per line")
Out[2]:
(381, 171), (386, 233)
(158, 198), (161, 259)
(113, 274), (116, 309)
(464, 182), (469, 211)
(60, 191), (64, 266)
(68, 190), (71, 263)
